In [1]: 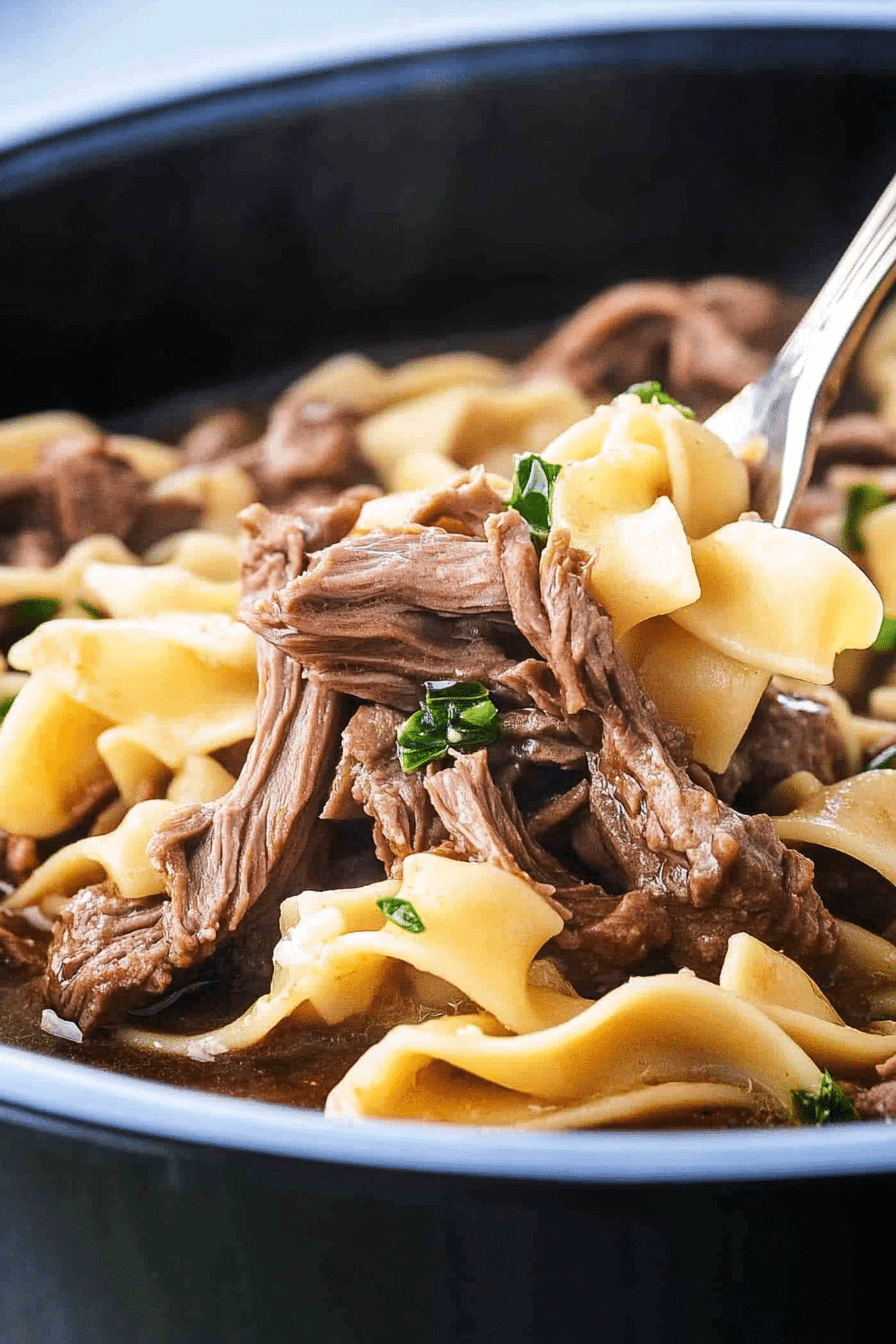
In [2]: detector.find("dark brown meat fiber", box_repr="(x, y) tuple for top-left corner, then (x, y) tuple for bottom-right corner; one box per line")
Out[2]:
(45, 506), (348, 1030)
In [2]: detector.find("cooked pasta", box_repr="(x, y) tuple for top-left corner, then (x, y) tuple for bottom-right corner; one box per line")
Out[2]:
(6, 275), (896, 1129)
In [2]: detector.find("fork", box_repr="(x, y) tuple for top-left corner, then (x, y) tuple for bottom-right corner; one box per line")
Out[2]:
(703, 171), (896, 527)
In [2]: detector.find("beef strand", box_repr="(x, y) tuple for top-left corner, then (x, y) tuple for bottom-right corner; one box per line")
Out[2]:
(487, 510), (838, 979)
(45, 505), (350, 1030)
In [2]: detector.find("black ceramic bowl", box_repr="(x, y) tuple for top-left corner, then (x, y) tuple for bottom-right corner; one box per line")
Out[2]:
(3, 13), (896, 1344)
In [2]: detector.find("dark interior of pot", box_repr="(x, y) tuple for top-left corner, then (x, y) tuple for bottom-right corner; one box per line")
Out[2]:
(3, 25), (896, 424)
(3, 22), (896, 1344)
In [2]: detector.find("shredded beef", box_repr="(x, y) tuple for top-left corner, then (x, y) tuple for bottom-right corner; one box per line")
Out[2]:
(486, 510), (837, 979)
(45, 505), (352, 1030)
(424, 749), (610, 914)
(321, 703), (447, 875)
(849, 1079), (896, 1121)
(813, 413), (896, 476)
(712, 687), (847, 807)
(407, 466), (508, 537)
(521, 276), (805, 420)
(245, 527), (518, 709)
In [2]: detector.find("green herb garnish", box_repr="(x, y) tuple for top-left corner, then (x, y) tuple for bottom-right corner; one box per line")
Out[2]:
(509, 453), (563, 547)
(622, 380), (695, 419)
(75, 598), (104, 619)
(396, 679), (501, 773)
(375, 896), (425, 933)
(12, 596), (60, 631)
(0, 693), (17, 723)
(843, 482), (893, 553)
(872, 615), (896, 654)
(792, 1069), (859, 1125)
(865, 743), (896, 771)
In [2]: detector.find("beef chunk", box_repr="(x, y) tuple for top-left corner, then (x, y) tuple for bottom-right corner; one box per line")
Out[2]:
(126, 498), (203, 553)
(0, 910), (45, 975)
(487, 509), (837, 979)
(0, 831), (39, 888)
(322, 703), (447, 875)
(712, 687), (847, 807)
(245, 527), (518, 709)
(40, 433), (148, 544)
(245, 399), (360, 503)
(45, 506), (348, 1030)
(181, 409), (260, 465)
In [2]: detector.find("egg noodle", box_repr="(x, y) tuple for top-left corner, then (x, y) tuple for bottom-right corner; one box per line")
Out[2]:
(4, 277), (896, 1128)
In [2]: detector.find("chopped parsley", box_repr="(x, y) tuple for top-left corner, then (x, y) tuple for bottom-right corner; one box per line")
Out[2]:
(865, 743), (896, 772)
(872, 615), (896, 654)
(75, 598), (104, 619)
(0, 692), (17, 723)
(509, 453), (563, 547)
(622, 380), (695, 419)
(375, 896), (426, 934)
(843, 482), (893, 553)
(11, 596), (60, 631)
(792, 1069), (859, 1125)
(396, 679), (501, 773)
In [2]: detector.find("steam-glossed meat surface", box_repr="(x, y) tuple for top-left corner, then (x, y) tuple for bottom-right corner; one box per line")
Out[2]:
(45, 505), (354, 1031)
(487, 510), (837, 979)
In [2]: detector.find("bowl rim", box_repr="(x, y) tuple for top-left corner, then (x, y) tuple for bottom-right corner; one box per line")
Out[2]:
(1, 1), (895, 155)
(3, 5), (896, 173)
(3, 10), (896, 1184)
(1, 1040), (895, 1183)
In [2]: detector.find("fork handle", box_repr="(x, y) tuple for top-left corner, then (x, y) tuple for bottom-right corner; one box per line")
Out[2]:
(759, 171), (896, 525)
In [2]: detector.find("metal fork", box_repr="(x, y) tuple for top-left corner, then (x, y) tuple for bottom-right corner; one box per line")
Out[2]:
(703, 171), (896, 527)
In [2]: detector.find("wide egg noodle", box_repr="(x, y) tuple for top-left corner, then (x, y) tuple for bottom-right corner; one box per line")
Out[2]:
(324, 973), (823, 1126)
(283, 351), (510, 417)
(5, 756), (236, 912)
(622, 616), (769, 773)
(719, 932), (896, 1071)
(0, 674), (113, 836)
(671, 519), (883, 683)
(0, 535), (138, 609)
(543, 394), (748, 538)
(774, 769), (896, 888)
(0, 410), (97, 472)
(359, 379), (591, 491)
(6, 799), (180, 907)
(145, 530), (241, 581)
(149, 462), (255, 535)
(116, 854), (578, 1059)
(578, 499), (700, 639)
(7, 613), (257, 776)
(82, 561), (240, 617)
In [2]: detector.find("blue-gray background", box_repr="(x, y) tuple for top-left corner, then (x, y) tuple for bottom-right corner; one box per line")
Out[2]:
(2, 0), (895, 150)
